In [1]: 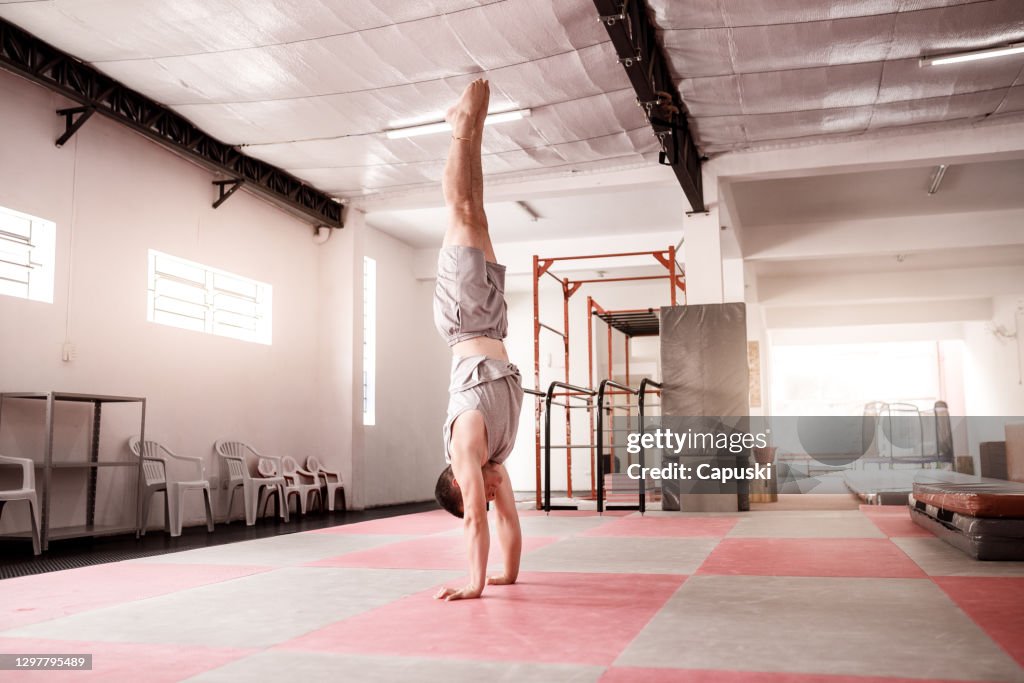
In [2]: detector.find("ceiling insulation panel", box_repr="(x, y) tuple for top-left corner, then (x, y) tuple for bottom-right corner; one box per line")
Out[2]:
(1, 0), (1021, 198)
(0, 0), (653, 198)
(650, 0), (1024, 153)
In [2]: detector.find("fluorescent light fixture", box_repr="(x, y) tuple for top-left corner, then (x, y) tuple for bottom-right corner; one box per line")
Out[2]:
(385, 109), (531, 139)
(927, 164), (948, 196)
(920, 42), (1024, 67)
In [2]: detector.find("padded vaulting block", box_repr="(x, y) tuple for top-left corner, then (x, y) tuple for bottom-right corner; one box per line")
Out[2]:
(659, 303), (749, 512)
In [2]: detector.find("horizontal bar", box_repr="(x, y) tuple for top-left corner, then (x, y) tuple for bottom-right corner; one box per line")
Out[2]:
(523, 388), (546, 397)
(537, 250), (670, 263)
(570, 275), (671, 285)
(593, 308), (656, 315)
(543, 445), (596, 450)
(546, 381), (597, 396)
(538, 322), (566, 338)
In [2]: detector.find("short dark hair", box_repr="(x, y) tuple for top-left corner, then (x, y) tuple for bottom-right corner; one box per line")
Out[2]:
(435, 465), (464, 518)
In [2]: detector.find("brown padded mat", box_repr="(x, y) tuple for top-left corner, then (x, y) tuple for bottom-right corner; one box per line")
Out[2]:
(912, 480), (1024, 518)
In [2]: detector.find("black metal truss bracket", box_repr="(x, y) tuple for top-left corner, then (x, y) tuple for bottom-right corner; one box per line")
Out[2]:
(55, 106), (94, 147)
(0, 17), (342, 228)
(593, 0), (705, 212)
(212, 179), (244, 209)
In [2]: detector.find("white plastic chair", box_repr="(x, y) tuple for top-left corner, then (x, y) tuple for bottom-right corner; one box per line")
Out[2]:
(0, 454), (41, 555)
(216, 441), (289, 525)
(129, 437), (214, 537)
(279, 456), (323, 515)
(306, 455), (347, 512)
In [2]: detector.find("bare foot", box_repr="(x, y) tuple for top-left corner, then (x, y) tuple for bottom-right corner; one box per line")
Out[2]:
(446, 78), (490, 140)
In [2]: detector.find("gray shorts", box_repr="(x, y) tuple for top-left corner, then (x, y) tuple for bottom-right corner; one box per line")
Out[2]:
(443, 355), (524, 466)
(433, 245), (508, 346)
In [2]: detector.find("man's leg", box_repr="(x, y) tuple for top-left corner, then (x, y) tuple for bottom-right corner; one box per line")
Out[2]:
(442, 79), (496, 262)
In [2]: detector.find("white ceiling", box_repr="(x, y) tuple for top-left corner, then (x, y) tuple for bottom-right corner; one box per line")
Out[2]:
(3, 0), (1022, 291)
(752, 243), (1024, 277)
(0, 0), (659, 199)
(3, 0), (1020, 210)
(649, 0), (1024, 154)
(366, 183), (687, 248)
(730, 157), (1024, 226)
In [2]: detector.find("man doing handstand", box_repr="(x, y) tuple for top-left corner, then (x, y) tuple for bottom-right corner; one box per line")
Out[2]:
(432, 79), (524, 602)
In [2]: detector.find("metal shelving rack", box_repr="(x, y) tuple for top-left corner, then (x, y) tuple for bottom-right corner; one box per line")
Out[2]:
(0, 392), (145, 551)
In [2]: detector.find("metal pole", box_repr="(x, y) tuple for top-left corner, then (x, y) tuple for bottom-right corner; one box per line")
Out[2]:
(544, 386), (553, 513)
(638, 378), (663, 516)
(669, 245), (678, 306)
(533, 255), (542, 509)
(607, 323), (614, 475)
(43, 393), (54, 551)
(587, 296), (595, 498)
(596, 381), (605, 514)
(563, 278), (572, 499)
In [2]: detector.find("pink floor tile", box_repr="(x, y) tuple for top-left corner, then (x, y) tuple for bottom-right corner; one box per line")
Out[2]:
(864, 514), (936, 538)
(859, 505), (910, 515)
(278, 572), (686, 666)
(697, 539), (926, 578)
(307, 535), (558, 570)
(934, 577), (1024, 666)
(0, 564), (270, 631)
(859, 506), (935, 537)
(600, 668), (988, 683)
(518, 509), (633, 517)
(0, 637), (254, 682)
(310, 509), (457, 536)
(581, 516), (738, 538)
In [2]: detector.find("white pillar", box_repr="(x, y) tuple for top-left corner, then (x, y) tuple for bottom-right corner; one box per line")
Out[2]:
(682, 207), (723, 305)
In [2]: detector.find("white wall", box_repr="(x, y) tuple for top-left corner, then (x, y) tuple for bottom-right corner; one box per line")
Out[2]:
(963, 294), (1024, 416)
(0, 70), (457, 538)
(0, 70), (329, 533)
(360, 226), (451, 507)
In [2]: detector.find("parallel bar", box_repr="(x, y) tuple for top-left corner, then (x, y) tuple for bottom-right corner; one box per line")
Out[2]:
(543, 381), (598, 513)
(638, 378), (663, 515)
(596, 379), (639, 514)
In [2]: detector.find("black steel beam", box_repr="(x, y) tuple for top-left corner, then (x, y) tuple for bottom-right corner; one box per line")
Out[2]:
(593, 0), (705, 212)
(0, 18), (342, 228)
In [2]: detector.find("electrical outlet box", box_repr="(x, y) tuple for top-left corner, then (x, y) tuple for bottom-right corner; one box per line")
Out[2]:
(61, 343), (76, 362)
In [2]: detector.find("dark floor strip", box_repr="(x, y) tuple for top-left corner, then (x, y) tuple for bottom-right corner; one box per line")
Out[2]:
(0, 501), (437, 580)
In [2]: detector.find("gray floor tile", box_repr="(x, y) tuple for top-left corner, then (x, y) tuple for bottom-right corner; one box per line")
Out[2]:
(187, 651), (603, 683)
(727, 513), (885, 538)
(517, 515), (623, 538)
(3, 567), (457, 649)
(521, 536), (717, 574)
(616, 575), (1023, 681)
(893, 537), (1024, 577)
(126, 533), (412, 566)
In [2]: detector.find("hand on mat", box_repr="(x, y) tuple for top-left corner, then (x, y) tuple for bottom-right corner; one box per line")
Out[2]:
(486, 573), (515, 586)
(434, 584), (483, 601)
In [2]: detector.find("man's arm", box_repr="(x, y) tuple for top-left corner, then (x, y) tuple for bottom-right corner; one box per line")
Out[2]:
(488, 465), (521, 585)
(435, 412), (489, 601)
